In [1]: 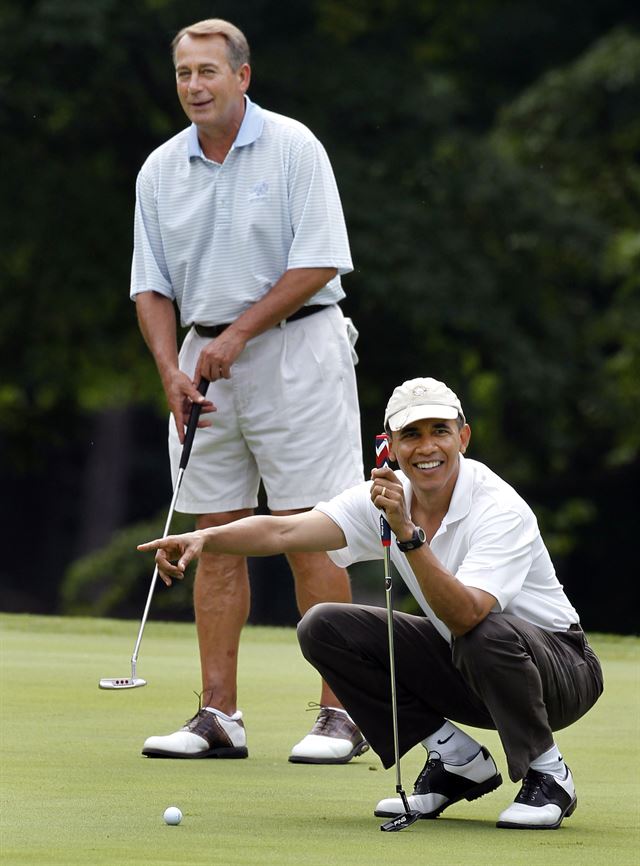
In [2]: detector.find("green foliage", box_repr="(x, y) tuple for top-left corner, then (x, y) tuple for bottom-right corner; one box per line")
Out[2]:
(494, 28), (640, 226)
(598, 229), (640, 464)
(493, 27), (640, 466)
(60, 510), (196, 619)
(2, 0), (638, 624)
(0, 0), (228, 434)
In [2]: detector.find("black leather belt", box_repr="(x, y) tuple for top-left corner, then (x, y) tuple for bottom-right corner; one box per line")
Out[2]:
(194, 304), (332, 339)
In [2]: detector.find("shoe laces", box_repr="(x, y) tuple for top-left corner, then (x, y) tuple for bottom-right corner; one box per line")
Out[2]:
(305, 703), (334, 734)
(519, 770), (545, 802)
(414, 751), (442, 787)
(182, 690), (207, 726)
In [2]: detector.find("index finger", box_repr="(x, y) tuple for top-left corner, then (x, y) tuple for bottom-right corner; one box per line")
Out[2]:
(370, 465), (397, 482)
(137, 538), (164, 552)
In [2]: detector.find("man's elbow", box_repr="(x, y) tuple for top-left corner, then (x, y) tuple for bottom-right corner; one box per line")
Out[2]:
(450, 607), (490, 638)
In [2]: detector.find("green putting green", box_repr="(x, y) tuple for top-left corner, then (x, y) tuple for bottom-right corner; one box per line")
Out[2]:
(1, 614), (638, 866)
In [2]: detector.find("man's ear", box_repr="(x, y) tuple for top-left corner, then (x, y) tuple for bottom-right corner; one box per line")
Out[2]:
(238, 63), (251, 92)
(460, 423), (471, 454)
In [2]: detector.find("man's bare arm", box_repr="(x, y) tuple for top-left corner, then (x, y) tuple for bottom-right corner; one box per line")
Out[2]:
(194, 267), (337, 383)
(138, 510), (347, 585)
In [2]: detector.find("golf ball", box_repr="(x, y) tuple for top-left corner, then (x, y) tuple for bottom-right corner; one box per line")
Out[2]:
(163, 806), (182, 825)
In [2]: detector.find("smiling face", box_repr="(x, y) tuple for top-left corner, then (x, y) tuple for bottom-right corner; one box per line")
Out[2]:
(174, 33), (250, 138)
(389, 417), (471, 504)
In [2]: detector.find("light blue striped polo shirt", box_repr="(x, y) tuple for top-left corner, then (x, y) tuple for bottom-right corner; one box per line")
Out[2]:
(130, 96), (353, 326)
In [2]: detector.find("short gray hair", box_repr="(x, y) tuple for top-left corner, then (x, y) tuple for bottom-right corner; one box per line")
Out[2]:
(171, 19), (250, 70)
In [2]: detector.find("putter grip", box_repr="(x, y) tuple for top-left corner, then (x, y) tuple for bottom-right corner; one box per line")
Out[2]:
(375, 434), (391, 545)
(179, 377), (210, 470)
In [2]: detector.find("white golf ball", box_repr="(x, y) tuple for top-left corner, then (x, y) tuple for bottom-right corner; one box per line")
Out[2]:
(163, 806), (182, 825)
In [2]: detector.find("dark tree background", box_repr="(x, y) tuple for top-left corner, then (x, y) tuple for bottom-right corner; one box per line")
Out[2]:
(1, 0), (638, 632)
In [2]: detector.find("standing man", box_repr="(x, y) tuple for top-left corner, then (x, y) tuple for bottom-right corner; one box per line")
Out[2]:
(139, 377), (603, 829)
(131, 18), (367, 764)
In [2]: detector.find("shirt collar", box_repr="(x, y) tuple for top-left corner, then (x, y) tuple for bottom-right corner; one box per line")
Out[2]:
(442, 454), (473, 526)
(187, 95), (264, 160)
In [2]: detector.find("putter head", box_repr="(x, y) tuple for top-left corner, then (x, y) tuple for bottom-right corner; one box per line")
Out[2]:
(99, 677), (147, 690)
(380, 811), (421, 832)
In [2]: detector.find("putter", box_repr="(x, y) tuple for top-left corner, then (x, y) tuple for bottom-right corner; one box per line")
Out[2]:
(375, 434), (420, 832)
(99, 377), (210, 690)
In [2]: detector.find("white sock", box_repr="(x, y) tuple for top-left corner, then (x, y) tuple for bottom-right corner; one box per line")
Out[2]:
(203, 706), (243, 723)
(422, 721), (481, 765)
(529, 743), (567, 780)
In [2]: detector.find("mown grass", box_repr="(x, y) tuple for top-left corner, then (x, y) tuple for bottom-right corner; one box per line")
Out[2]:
(1, 614), (638, 866)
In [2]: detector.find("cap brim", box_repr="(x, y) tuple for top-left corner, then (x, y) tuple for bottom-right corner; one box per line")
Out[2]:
(386, 404), (459, 431)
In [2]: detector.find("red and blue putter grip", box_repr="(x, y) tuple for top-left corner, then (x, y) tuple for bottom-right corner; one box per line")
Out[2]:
(375, 434), (391, 547)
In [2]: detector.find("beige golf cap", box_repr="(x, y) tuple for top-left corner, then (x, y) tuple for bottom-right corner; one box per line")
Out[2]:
(384, 377), (465, 431)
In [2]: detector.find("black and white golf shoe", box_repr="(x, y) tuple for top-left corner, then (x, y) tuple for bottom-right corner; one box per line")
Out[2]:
(374, 746), (502, 820)
(497, 767), (577, 829)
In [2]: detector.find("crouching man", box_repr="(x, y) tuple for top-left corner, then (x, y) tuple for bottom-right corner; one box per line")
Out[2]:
(139, 377), (603, 829)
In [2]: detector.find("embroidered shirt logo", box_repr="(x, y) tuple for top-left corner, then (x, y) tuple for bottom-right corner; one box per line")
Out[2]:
(249, 180), (270, 200)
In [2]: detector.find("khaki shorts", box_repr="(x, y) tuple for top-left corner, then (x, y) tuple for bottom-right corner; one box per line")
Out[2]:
(169, 305), (364, 514)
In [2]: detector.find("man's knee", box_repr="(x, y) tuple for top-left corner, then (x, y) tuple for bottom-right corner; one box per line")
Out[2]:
(297, 602), (351, 661)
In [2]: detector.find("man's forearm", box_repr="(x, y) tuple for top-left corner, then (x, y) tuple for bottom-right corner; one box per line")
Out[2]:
(135, 291), (180, 384)
(228, 267), (337, 344)
(405, 545), (496, 637)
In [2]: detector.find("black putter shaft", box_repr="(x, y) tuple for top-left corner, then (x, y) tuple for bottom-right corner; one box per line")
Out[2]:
(375, 434), (420, 832)
(129, 376), (210, 679)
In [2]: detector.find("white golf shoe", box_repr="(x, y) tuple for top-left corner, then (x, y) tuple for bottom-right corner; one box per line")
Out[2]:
(289, 706), (369, 764)
(375, 746), (502, 819)
(142, 708), (248, 759)
(497, 766), (577, 829)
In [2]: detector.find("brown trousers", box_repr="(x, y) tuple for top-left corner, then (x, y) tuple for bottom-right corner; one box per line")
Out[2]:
(297, 604), (603, 781)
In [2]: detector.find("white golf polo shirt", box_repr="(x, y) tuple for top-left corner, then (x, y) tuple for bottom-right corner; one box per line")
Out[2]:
(130, 96), (352, 326)
(316, 455), (579, 643)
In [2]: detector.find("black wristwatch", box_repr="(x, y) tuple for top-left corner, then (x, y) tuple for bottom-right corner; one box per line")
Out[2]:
(396, 526), (427, 552)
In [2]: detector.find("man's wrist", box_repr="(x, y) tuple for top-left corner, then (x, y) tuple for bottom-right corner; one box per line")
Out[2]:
(396, 525), (427, 552)
(396, 524), (416, 543)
